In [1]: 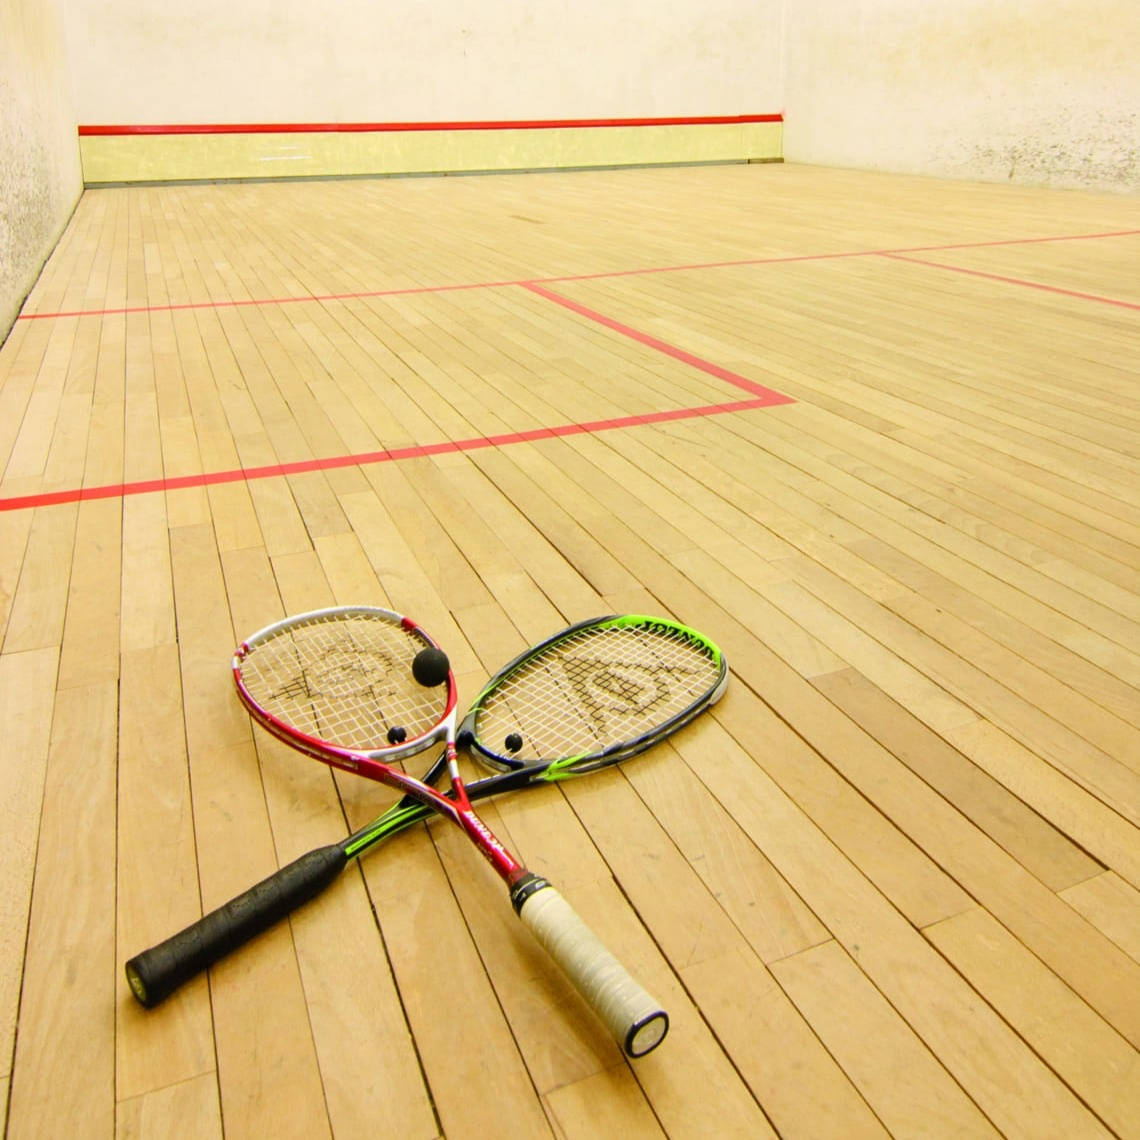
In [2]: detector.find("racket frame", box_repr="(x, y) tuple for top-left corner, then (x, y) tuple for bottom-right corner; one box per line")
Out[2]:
(461, 612), (729, 778)
(233, 605), (459, 770)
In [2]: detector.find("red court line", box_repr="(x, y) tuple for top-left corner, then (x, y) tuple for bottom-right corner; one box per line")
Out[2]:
(539, 227), (1140, 287)
(20, 229), (1140, 323)
(521, 282), (792, 401)
(5, 274), (794, 513)
(78, 114), (783, 136)
(0, 399), (777, 513)
(17, 279), (526, 322)
(880, 253), (1140, 312)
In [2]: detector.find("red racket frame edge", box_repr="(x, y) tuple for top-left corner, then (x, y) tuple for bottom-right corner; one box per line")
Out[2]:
(232, 613), (524, 882)
(233, 615), (540, 870)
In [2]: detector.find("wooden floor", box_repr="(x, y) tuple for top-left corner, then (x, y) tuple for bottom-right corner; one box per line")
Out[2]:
(2, 162), (1139, 1139)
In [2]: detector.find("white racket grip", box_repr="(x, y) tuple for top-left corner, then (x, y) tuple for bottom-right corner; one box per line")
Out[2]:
(513, 876), (668, 1057)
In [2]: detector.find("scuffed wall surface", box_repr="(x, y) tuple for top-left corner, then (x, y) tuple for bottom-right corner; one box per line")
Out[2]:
(0, 0), (82, 341)
(783, 0), (1139, 192)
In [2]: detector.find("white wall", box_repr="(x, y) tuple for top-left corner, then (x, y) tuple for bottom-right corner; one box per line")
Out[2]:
(61, 0), (784, 124)
(783, 0), (1140, 192)
(30, 0), (1140, 198)
(0, 0), (83, 340)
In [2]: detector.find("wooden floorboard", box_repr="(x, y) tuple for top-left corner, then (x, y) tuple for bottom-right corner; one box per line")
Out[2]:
(1, 163), (1138, 1138)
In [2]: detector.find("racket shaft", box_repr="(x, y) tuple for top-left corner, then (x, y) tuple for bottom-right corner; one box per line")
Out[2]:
(514, 878), (668, 1057)
(125, 845), (347, 1007)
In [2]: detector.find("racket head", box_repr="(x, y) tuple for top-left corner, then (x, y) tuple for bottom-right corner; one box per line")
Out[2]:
(232, 605), (458, 770)
(460, 615), (727, 776)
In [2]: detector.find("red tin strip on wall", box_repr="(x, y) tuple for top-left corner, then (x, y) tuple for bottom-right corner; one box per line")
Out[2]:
(78, 113), (783, 136)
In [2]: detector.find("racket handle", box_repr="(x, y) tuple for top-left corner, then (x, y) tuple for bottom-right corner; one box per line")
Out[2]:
(511, 874), (668, 1057)
(125, 844), (348, 1008)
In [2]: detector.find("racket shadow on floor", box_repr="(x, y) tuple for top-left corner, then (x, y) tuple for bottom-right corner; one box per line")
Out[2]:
(125, 610), (728, 1057)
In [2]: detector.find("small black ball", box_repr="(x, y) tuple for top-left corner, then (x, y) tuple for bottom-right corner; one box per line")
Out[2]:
(412, 646), (450, 687)
(504, 732), (523, 754)
(387, 725), (407, 745)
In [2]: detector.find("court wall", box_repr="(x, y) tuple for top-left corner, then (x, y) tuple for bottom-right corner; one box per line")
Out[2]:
(0, 0), (83, 337)
(62, 0), (785, 182)
(782, 0), (1140, 192)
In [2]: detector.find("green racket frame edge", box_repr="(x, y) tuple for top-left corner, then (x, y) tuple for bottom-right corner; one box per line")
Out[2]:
(460, 613), (729, 776)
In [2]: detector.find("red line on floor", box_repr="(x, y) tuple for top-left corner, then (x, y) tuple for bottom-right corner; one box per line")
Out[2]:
(0, 399), (779, 513)
(879, 253), (1140, 312)
(19, 229), (1140, 322)
(16, 279), (525, 321)
(538, 228), (1140, 287)
(521, 281), (792, 401)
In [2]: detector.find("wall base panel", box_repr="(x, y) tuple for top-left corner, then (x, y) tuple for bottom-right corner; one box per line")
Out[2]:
(78, 121), (783, 185)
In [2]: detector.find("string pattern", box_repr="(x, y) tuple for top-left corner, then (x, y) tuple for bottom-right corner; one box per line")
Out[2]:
(474, 622), (720, 761)
(239, 612), (446, 749)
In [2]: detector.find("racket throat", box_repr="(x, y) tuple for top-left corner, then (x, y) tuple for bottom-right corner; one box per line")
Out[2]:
(455, 807), (522, 878)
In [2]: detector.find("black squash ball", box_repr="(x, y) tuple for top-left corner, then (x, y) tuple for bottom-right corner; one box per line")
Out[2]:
(412, 646), (450, 687)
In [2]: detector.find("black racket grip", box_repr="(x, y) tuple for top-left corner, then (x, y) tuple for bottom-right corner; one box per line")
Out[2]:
(125, 844), (348, 1008)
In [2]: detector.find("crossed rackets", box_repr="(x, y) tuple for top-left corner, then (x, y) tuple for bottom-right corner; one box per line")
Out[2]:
(126, 609), (728, 1057)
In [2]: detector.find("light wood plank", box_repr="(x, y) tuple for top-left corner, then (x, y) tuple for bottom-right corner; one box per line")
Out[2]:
(681, 950), (888, 1139)
(0, 509), (33, 644)
(57, 498), (122, 689)
(771, 940), (1000, 1138)
(0, 648), (59, 1092)
(544, 1067), (667, 1139)
(625, 743), (830, 964)
(1060, 871), (1140, 963)
(115, 644), (214, 1102)
(948, 719), (1140, 890)
(677, 716), (1110, 1137)
(7, 682), (117, 1138)
(1, 504), (78, 654)
(169, 523), (331, 1140)
(814, 667), (1101, 892)
(358, 819), (553, 1140)
(925, 908), (1140, 1138)
(6, 163), (1140, 1140)
(116, 1073), (222, 1140)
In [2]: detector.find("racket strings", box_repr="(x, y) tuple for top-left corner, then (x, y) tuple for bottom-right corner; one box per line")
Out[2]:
(475, 623), (719, 761)
(239, 613), (445, 750)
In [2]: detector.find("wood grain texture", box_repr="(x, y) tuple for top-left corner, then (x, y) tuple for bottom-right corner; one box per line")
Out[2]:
(1, 163), (1137, 1136)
